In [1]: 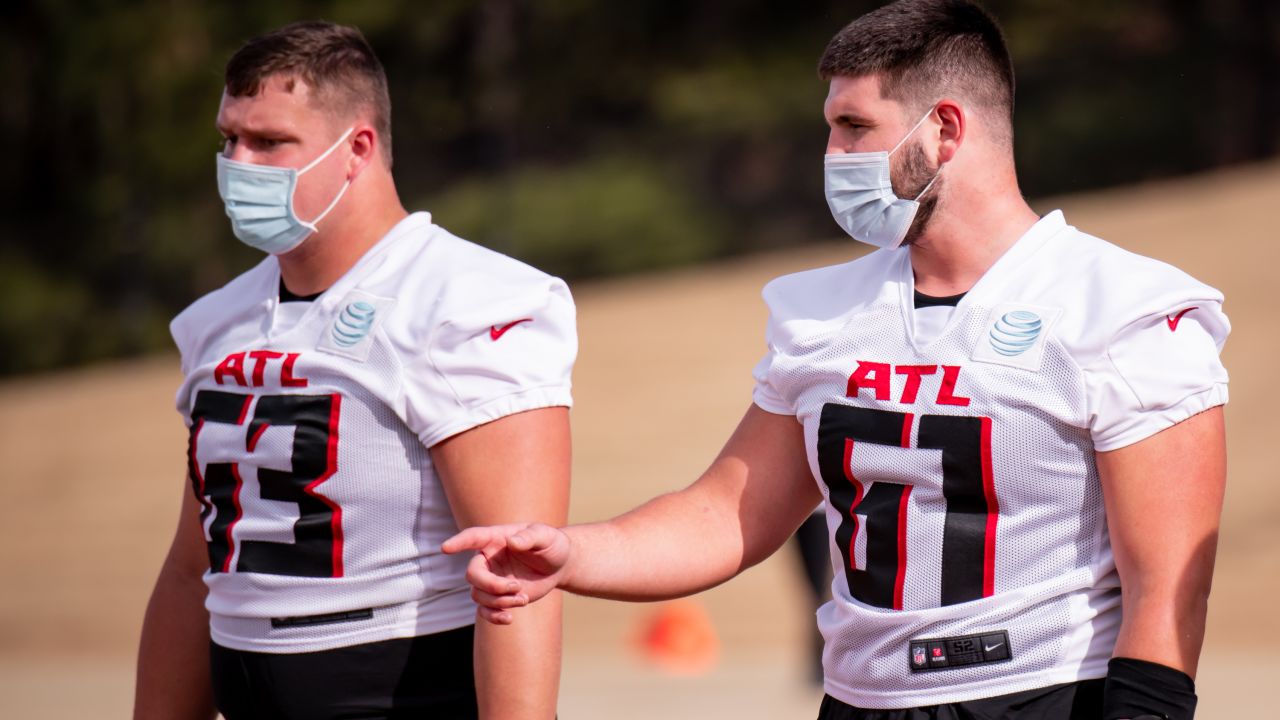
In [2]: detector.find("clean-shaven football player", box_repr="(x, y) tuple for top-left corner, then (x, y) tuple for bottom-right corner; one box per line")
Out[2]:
(445, 2), (1226, 719)
(135, 21), (574, 720)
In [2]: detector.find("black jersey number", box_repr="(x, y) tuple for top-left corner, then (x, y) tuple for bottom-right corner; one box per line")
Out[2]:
(188, 390), (344, 578)
(816, 403), (997, 610)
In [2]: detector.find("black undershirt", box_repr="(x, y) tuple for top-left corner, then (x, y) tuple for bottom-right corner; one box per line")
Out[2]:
(279, 279), (323, 303)
(913, 289), (966, 308)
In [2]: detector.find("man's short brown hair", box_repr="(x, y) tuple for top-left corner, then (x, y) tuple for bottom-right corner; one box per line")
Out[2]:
(818, 0), (1014, 145)
(226, 21), (393, 163)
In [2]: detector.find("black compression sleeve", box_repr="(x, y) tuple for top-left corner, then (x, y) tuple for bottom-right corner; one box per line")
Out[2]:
(1102, 657), (1198, 720)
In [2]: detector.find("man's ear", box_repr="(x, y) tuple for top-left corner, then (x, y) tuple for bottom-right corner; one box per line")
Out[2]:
(346, 124), (378, 178)
(933, 99), (965, 165)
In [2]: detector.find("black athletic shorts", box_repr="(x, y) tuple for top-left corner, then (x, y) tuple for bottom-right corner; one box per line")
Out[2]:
(210, 624), (478, 720)
(818, 678), (1103, 720)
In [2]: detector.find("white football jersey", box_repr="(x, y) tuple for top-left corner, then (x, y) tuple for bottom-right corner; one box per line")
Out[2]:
(171, 212), (576, 653)
(752, 211), (1228, 708)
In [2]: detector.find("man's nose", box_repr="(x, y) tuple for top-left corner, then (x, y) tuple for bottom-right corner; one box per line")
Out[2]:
(227, 144), (253, 163)
(826, 129), (852, 155)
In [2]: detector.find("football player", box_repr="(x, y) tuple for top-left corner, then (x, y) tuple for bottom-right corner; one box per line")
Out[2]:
(134, 21), (575, 720)
(445, 2), (1227, 719)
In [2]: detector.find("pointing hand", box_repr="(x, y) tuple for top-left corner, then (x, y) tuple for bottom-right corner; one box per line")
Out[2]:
(442, 523), (571, 624)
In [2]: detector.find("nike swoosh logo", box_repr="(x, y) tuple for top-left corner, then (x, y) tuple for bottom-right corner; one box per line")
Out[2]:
(1166, 307), (1198, 332)
(984, 642), (1004, 652)
(490, 318), (533, 341)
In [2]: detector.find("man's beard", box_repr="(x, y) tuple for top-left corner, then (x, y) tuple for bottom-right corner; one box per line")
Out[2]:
(890, 141), (942, 247)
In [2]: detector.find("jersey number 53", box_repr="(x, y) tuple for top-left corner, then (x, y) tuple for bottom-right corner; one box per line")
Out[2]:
(187, 389), (343, 578)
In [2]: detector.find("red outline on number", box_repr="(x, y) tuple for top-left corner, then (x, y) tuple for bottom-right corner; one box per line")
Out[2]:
(980, 417), (998, 597)
(893, 412), (914, 609)
(188, 419), (213, 515)
(220, 394), (254, 571)
(235, 395), (253, 425)
(224, 464), (245, 573)
(894, 486), (912, 611)
(842, 438), (863, 574)
(301, 394), (344, 578)
(247, 423), (269, 453)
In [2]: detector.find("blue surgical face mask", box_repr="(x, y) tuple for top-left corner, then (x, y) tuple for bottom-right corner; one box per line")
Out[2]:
(824, 108), (941, 250)
(216, 126), (355, 255)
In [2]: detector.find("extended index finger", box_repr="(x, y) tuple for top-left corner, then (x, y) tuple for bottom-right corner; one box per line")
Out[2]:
(442, 525), (512, 555)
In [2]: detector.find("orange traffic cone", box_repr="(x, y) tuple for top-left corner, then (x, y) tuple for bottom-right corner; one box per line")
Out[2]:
(632, 599), (720, 675)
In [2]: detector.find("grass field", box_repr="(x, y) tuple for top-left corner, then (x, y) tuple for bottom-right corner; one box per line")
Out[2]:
(1, 160), (1276, 718)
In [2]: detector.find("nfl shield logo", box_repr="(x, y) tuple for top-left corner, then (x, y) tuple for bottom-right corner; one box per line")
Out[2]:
(912, 645), (927, 668)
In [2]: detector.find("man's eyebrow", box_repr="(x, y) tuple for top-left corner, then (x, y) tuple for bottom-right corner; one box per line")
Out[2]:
(830, 111), (876, 126)
(214, 122), (296, 139)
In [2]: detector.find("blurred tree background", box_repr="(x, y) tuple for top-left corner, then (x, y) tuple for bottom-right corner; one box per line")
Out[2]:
(0, 0), (1276, 375)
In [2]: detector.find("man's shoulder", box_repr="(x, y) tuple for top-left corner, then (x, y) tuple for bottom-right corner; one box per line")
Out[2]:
(1029, 220), (1222, 313)
(367, 219), (561, 299)
(1014, 218), (1226, 356)
(410, 223), (568, 315)
(428, 225), (560, 284)
(359, 219), (573, 355)
(1043, 223), (1190, 277)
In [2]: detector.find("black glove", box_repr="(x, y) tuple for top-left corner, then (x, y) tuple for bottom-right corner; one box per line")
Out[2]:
(1102, 657), (1197, 720)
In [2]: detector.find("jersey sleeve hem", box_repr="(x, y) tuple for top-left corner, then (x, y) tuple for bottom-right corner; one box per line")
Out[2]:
(752, 392), (793, 416)
(1091, 384), (1227, 452)
(417, 384), (573, 448)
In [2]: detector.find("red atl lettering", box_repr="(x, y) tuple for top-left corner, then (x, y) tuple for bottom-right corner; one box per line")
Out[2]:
(249, 350), (284, 387)
(937, 365), (971, 406)
(845, 361), (972, 405)
(212, 351), (309, 388)
(846, 361), (891, 400)
(895, 365), (938, 403)
(214, 352), (247, 386)
(281, 352), (308, 387)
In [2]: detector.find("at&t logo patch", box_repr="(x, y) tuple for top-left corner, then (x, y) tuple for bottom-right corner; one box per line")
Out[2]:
(988, 310), (1043, 357)
(332, 301), (377, 347)
(971, 302), (1061, 371)
(317, 290), (396, 361)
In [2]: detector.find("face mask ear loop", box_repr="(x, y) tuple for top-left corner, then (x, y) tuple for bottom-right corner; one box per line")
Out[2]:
(889, 107), (937, 157)
(293, 126), (357, 231)
(301, 180), (352, 231)
(299, 126), (356, 175)
(912, 168), (942, 202)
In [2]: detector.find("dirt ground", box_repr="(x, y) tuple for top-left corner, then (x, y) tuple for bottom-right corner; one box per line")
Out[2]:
(1, 160), (1276, 718)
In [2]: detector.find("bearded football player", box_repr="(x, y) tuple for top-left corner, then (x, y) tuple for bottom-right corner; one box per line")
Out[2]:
(445, 2), (1227, 719)
(134, 21), (574, 720)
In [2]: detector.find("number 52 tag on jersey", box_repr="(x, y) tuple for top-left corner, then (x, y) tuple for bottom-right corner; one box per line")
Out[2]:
(316, 290), (397, 362)
(970, 302), (1062, 372)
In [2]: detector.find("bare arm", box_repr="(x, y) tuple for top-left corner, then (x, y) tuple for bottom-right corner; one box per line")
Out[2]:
(1097, 406), (1226, 677)
(433, 406), (571, 720)
(134, 484), (217, 720)
(446, 405), (821, 619)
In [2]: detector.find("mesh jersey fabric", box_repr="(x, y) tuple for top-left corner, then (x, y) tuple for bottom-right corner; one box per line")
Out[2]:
(751, 210), (1228, 709)
(170, 212), (577, 653)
